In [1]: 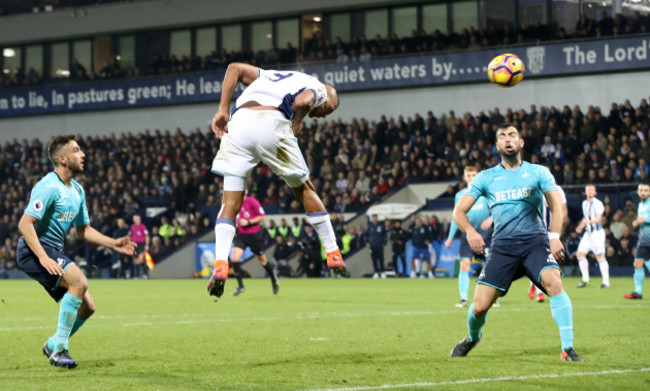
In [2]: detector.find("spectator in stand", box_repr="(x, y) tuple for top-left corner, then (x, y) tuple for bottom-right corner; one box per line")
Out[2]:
(291, 217), (303, 239)
(158, 216), (175, 240)
(340, 225), (353, 255)
(355, 170), (371, 193)
(617, 238), (635, 266)
(171, 218), (185, 238)
(295, 225), (322, 278)
(273, 235), (294, 277)
(149, 236), (164, 259)
(266, 219), (278, 240)
(355, 223), (366, 249)
(335, 172), (348, 194)
(277, 218), (290, 238)
(129, 215), (150, 279)
(609, 209), (627, 239)
(619, 226), (639, 249)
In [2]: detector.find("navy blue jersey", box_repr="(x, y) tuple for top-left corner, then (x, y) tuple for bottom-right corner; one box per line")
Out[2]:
(365, 222), (388, 247)
(410, 225), (430, 249)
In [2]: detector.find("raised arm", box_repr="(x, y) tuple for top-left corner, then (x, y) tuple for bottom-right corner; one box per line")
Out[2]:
(212, 63), (259, 138)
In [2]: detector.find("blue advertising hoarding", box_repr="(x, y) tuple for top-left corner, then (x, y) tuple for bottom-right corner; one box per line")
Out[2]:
(196, 241), (254, 278)
(1, 35), (648, 118)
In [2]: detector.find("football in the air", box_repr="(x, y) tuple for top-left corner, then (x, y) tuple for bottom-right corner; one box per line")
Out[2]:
(487, 53), (525, 87)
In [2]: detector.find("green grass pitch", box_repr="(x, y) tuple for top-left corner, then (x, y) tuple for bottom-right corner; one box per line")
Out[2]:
(0, 277), (648, 390)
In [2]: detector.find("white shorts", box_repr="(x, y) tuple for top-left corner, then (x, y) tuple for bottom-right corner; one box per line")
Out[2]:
(211, 109), (310, 187)
(577, 230), (606, 256)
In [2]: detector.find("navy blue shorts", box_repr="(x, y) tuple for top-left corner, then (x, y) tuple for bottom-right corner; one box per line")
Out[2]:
(16, 238), (75, 302)
(459, 228), (492, 261)
(478, 235), (559, 296)
(636, 245), (650, 261)
(411, 246), (430, 260)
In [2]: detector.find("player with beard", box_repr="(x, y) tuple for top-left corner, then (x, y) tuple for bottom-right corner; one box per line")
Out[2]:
(16, 135), (136, 368)
(450, 123), (583, 361)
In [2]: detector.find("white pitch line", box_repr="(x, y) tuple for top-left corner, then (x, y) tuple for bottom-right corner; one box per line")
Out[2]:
(0, 304), (645, 332)
(308, 368), (650, 391)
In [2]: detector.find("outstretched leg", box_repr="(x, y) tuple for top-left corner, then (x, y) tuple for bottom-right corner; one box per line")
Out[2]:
(291, 180), (346, 274)
(208, 178), (245, 299)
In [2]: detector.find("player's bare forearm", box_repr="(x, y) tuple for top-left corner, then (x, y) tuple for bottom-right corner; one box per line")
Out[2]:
(78, 225), (136, 255)
(219, 63), (258, 111)
(76, 225), (117, 248)
(545, 191), (563, 235)
(454, 195), (485, 253)
(452, 195), (478, 235)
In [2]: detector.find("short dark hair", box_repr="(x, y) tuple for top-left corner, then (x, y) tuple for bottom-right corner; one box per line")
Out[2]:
(48, 135), (76, 166)
(495, 122), (520, 141)
(496, 122), (519, 133)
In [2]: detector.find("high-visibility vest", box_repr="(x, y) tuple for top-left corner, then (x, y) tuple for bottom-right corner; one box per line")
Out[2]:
(291, 224), (302, 238)
(159, 224), (175, 239)
(341, 233), (352, 255)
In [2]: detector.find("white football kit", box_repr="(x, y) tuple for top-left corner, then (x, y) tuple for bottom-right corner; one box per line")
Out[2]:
(212, 68), (327, 187)
(577, 197), (606, 256)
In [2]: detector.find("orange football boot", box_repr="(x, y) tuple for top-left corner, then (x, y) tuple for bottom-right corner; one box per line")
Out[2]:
(326, 249), (347, 275)
(207, 260), (229, 298)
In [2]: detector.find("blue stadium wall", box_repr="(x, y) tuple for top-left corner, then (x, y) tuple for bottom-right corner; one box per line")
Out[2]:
(0, 69), (647, 143)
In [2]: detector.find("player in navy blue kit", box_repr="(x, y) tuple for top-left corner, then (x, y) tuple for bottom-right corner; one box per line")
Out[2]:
(624, 182), (650, 299)
(410, 217), (434, 278)
(17, 135), (136, 368)
(450, 123), (583, 361)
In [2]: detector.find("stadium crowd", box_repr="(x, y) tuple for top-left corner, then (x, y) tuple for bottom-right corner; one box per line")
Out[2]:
(0, 96), (649, 278)
(3, 11), (649, 89)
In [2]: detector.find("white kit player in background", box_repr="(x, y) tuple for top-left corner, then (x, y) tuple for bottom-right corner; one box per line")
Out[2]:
(575, 184), (610, 289)
(529, 181), (568, 302)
